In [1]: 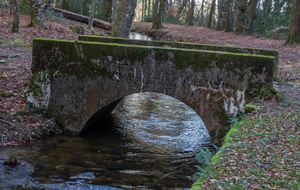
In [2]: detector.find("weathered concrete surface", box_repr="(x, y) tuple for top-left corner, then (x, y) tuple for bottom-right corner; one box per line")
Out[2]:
(25, 38), (276, 135)
(78, 35), (278, 77)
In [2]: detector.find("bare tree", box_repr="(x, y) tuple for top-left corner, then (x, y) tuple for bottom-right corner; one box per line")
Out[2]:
(175, 0), (187, 23)
(223, 0), (233, 32)
(12, 0), (22, 33)
(244, 0), (258, 34)
(215, 0), (223, 30)
(111, 0), (138, 38)
(88, 0), (96, 30)
(152, 0), (166, 29)
(186, 0), (195, 26)
(285, 0), (300, 44)
(80, 0), (82, 14)
(102, 0), (113, 22)
(263, 0), (271, 31)
(206, 0), (216, 28)
(234, 0), (247, 33)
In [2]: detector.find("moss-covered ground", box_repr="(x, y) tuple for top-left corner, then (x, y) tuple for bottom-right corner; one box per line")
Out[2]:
(192, 98), (300, 189)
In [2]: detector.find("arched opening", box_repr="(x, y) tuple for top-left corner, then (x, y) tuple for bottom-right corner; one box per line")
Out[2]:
(75, 92), (213, 188)
(80, 92), (212, 153)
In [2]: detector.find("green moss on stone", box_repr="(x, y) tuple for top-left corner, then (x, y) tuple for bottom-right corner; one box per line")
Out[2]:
(244, 104), (256, 114)
(260, 84), (276, 100)
(16, 110), (31, 116)
(209, 128), (216, 137)
(1, 91), (10, 97)
(1, 74), (8, 79)
(276, 92), (284, 102)
(217, 129), (229, 139)
(69, 25), (84, 34)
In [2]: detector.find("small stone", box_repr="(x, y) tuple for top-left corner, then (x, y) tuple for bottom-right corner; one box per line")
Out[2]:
(16, 110), (31, 116)
(276, 92), (284, 102)
(0, 60), (5, 64)
(69, 25), (84, 34)
(1, 74), (8, 79)
(244, 104), (256, 114)
(1, 91), (11, 98)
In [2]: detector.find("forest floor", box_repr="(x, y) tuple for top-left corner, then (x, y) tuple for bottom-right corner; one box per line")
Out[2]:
(0, 8), (110, 145)
(0, 9), (300, 189)
(133, 22), (300, 189)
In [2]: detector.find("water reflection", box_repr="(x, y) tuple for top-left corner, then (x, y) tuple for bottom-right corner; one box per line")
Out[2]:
(0, 92), (211, 190)
(129, 32), (152, 41)
(111, 92), (211, 155)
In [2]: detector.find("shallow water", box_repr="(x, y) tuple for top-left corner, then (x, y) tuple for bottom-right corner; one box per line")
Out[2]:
(0, 92), (211, 189)
(129, 32), (152, 41)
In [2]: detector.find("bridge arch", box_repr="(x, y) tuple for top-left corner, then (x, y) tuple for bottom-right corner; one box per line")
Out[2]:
(79, 92), (210, 136)
(25, 38), (275, 140)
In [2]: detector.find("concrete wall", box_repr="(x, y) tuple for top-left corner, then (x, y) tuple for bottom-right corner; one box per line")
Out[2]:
(25, 38), (275, 137)
(78, 35), (278, 77)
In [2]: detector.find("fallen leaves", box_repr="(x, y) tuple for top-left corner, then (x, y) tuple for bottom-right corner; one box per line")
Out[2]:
(197, 98), (300, 189)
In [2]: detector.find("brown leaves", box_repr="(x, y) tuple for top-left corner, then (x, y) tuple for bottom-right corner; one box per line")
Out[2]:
(3, 155), (21, 167)
(198, 98), (300, 189)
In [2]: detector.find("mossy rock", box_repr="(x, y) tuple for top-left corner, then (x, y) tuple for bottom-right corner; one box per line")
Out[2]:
(260, 84), (276, 100)
(217, 129), (229, 139)
(16, 110), (31, 116)
(209, 128), (216, 137)
(244, 104), (256, 114)
(1, 91), (11, 98)
(69, 25), (84, 34)
(276, 92), (284, 102)
(0, 60), (6, 64)
(1, 74), (8, 79)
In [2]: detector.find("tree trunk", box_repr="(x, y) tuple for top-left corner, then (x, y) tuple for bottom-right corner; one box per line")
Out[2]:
(223, 0), (233, 31)
(200, 0), (205, 25)
(263, 0), (271, 31)
(285, 0), (300, 44)
(144, 0), (147, 21)
(234, 0), (247, 33)
(10, 0), (16, 15)
(111, 0), (137, 38)
(88, 0), (96, 30)
(152, 0), (166, 29)
(152, 0), (159, 26)
(215, 0), (223, 30)
(186, 0), (194, 26)
(50, 7), (112, 30)
(27, 0), (34, 27)
(33, 0), (44, 26)
(206, 0), (216, 28)
(102, 0), (113, 22)
(80, 0), (82, 15)
(70, 0), (75, 12)
(147, 0), (151, 21)
(244, 0), (258, 34)
(175, 0), (187, 24)
(142, 0), (144, 21)
(12, 0), (22, 33)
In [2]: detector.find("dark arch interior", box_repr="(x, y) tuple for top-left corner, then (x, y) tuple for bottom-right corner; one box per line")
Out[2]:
(79, 97), (124, 136)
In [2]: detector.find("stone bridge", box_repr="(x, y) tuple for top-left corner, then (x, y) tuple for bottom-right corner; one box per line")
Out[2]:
(25, 37), (277, 138)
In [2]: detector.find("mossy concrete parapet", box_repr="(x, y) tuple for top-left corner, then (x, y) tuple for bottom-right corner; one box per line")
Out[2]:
(78, 35), (278, 77)
(26, 38), (275, 134)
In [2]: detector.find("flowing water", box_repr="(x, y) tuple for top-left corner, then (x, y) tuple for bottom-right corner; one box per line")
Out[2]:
(129, 32), (152, 41)
(0, 92), (212, 189)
